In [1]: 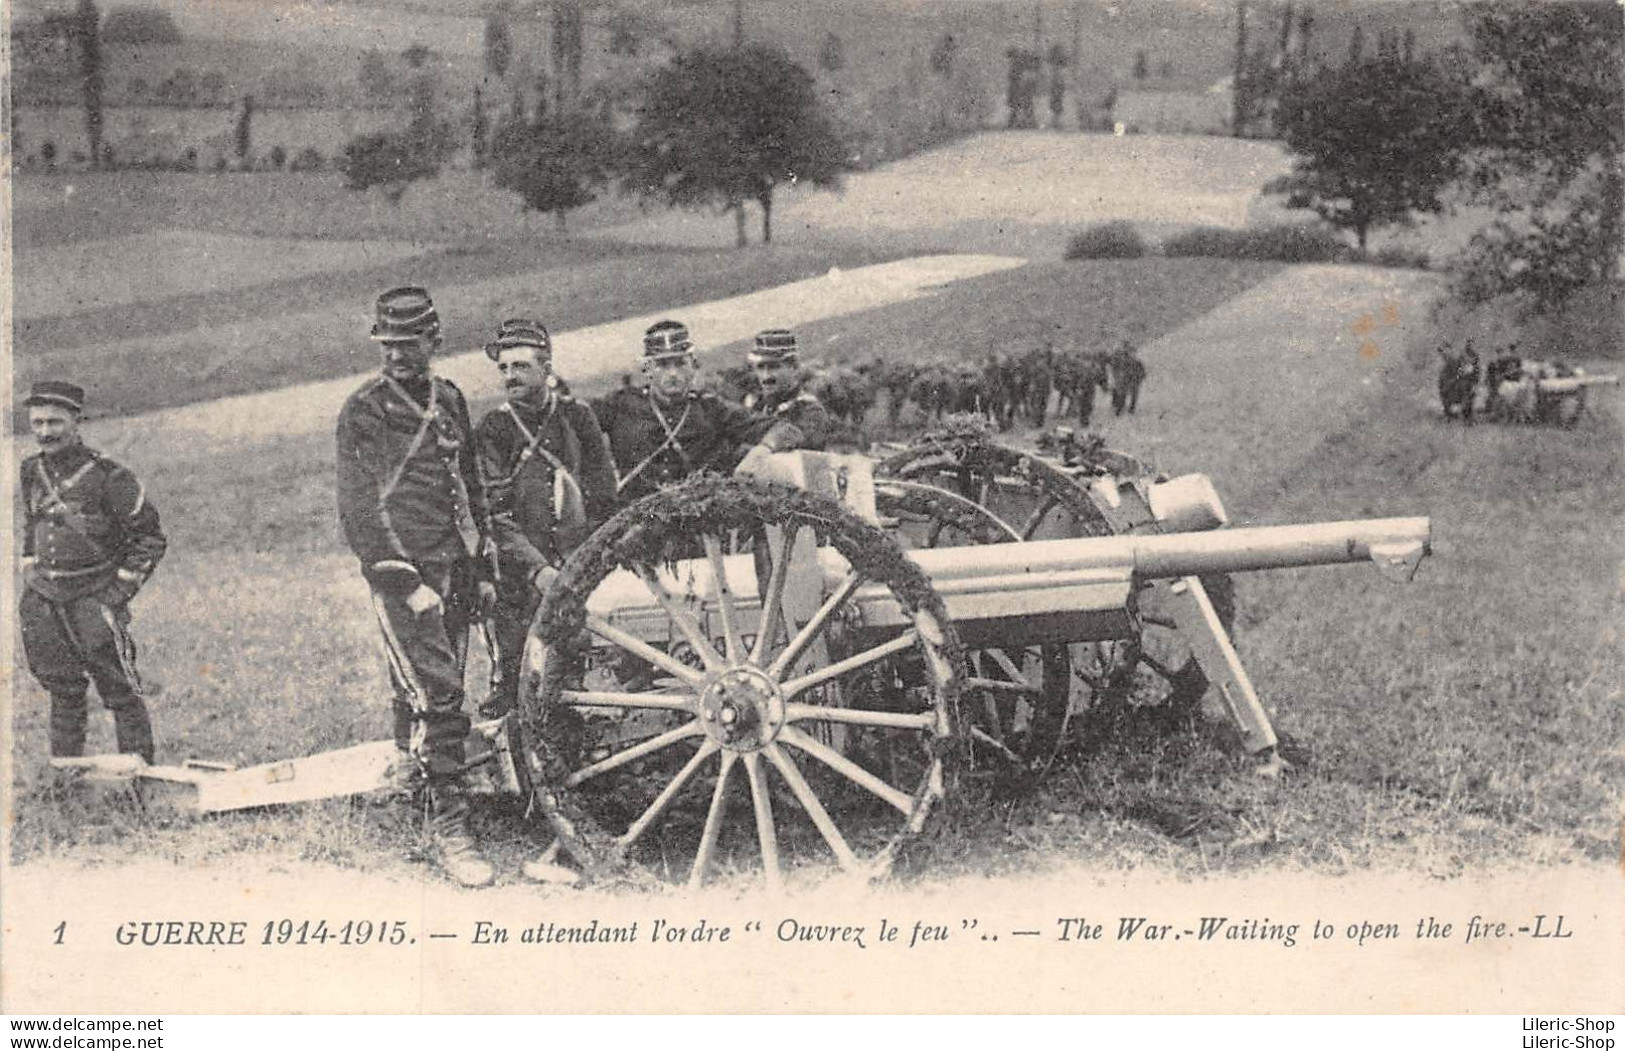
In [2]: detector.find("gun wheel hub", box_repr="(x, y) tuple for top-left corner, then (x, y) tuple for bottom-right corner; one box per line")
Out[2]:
(700, 667), (785, 752)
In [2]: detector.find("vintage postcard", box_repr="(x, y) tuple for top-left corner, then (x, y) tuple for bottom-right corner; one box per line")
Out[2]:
(4, 0), (1621, 1015)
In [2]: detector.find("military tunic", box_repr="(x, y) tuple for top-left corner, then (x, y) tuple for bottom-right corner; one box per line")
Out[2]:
(596, 387), (763, 505)
(335, 373), (492, 776)
(474, 391), (617, 716)
(745, 387), (840, 454)
(18, 443), (167, 760)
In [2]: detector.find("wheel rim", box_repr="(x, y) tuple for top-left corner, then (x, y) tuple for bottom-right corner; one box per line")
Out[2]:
(875, 477), (1074, 772)
(519, 477), (963, 891)
(876, 431), (1114, 541)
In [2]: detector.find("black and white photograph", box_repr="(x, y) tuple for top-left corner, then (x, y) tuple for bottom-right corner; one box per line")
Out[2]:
(2, 0), (1621, 1017)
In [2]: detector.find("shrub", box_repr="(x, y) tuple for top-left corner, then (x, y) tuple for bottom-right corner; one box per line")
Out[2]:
(269, 145), (287, 170)
(291, 147), (324, 172)
(1239, 223), (1347, 263)
(1162, 226), (1244, 258)
(1372, 244), (1430, 271)
(1162, 223), (1349, 263)
(1064, 221), (1150, 260)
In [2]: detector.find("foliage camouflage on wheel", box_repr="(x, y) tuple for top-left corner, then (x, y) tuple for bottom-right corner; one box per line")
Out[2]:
(518, 473), (967, 887)
(876, 420), (1115, 540)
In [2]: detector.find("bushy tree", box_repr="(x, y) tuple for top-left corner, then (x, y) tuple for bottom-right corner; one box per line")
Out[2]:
(101, 6), (181, 44)
(492, 107), (616, 232)
(1452, 2), (1624, 312)
(342, 120), (449, 205)
(624, 44), (847, 246)
(1268, 54), (1472, 251)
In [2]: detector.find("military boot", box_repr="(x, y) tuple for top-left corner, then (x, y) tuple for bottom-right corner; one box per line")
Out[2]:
(110, 699), (155, 765)
(427, 784), (495, 888)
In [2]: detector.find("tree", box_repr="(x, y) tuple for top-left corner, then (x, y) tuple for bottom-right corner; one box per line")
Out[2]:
(359, 49), (394, 107)
(818, 32), (845, 74)
(1268, 55), (1471, 251)
(1452, 2), (1624, 311)
(341, 131), (440, 205)
(1232, 0), (1250, 135)
(76, 0), (104, 168)
(492, 107), (616, 232)
(472, 85), (489, 168)
(551, 1), (584, 113)
(233, 94), (254, 165)
(625, 44), (847, 246)
(929, 31), (957, 77)
(484, 12), (512, 80)
(101, 6), (181, 44)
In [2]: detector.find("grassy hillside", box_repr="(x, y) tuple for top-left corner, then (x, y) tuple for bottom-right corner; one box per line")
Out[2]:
(13, 256), (1617, 886)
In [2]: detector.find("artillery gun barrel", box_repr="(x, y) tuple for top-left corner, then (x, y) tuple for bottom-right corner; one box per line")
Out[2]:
(1536, 375), (1619, 395)
(907, 517), (1432, 582)
(588, 517), (1431, 647)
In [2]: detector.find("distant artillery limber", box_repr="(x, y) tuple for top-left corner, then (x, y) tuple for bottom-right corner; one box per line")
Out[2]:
(58, 429), (1432, 890)
(1465, 354), (1620, 427)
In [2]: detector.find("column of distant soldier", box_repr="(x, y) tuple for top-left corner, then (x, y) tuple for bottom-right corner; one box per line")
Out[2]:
(19, 284), (835, 889)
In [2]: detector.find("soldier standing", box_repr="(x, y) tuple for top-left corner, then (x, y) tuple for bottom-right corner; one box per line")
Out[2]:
(335, 287), (499, 888)
(597, 320), (765, 504)
(474, 319), (617, 719)
(18, 381), (167, 765)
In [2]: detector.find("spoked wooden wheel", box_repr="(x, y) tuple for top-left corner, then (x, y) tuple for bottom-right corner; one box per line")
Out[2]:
(518, 476), (964, 891)
(877, 431), (1113, 542)
(1074, 574), (1239, 738)
(875, 478), (1074, 772)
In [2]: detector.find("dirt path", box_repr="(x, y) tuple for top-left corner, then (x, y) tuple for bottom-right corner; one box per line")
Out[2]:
(73, 254), (1024, 457)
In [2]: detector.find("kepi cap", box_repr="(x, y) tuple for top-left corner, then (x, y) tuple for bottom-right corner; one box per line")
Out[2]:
(643, 320), (694, 360)
(748, 328), (798, 364)
(25, 380), (86, 414)
(370, 286), (441, 342)
(485, 317), (552, 362)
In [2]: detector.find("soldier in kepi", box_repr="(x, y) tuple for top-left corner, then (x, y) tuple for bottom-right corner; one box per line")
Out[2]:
(335, 287), (500, 888)
(19, 381), (167, 766)
(474, 318), (616, 720)
(737, 327), (840, 469)
(597, 319), (766, 504)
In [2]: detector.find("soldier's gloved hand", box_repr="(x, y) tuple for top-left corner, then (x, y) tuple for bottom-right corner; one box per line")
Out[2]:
(530, 565), (560, 596)
(475, 580), (498, 619)
(405, 584), (443, 615)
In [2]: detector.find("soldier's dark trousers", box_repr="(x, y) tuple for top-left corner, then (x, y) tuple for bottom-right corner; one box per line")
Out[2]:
(19, 588), (155, 762)
(368, 560), (472, 780)
(485, 583), (542, 719)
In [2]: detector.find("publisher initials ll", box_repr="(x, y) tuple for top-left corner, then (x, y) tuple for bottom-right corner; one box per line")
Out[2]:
(1530, 914), (1571, 939)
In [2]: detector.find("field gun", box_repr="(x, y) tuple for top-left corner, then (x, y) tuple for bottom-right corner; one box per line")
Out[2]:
(512, 440), (1430, 889)
(1490, 361), (1617, 426)
(59, 435), (1431, 892)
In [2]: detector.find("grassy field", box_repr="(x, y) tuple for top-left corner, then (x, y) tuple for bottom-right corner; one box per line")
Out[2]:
(10, 252), (1619, 886)
(13, 232), (904, 425)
